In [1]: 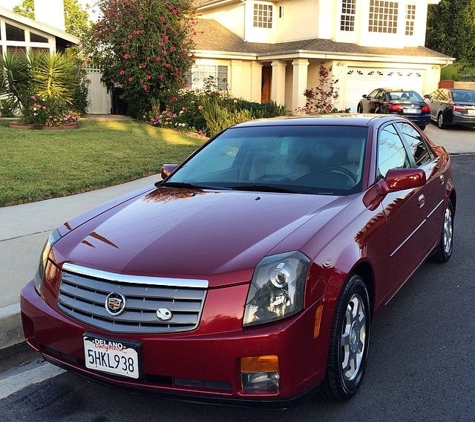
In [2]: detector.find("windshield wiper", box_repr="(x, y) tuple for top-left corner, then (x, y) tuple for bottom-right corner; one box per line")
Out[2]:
(160, 181), (214, 190)
(229, 184), (303, 194)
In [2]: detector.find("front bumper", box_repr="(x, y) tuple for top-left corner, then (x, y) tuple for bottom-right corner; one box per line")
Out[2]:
(20, 280), (327, 406)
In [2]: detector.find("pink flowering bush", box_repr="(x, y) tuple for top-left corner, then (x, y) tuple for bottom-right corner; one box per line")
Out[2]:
(22, 96), (79, 129)
(87, 0), (196, 118)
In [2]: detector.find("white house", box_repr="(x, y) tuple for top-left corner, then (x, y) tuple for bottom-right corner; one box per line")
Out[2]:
(192, 0), (453, 113)
(0, 6), (78, 55)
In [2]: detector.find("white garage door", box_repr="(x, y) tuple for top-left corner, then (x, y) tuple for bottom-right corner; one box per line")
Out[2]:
(344, 67), (425, 113)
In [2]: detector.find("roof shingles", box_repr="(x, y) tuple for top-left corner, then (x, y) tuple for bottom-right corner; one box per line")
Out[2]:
(194, 19), (451, 60)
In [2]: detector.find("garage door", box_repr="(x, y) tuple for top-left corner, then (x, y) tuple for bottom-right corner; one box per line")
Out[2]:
(344, 67), (425, 113)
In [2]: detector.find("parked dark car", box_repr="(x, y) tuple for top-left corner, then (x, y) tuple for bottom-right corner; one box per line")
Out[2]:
(424, 88), (475, 129)
(21, 115), (455, 407)
(357, 88), (431, 130)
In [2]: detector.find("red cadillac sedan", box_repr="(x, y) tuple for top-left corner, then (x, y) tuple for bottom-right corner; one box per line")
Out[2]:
(20, 115), (456, 406)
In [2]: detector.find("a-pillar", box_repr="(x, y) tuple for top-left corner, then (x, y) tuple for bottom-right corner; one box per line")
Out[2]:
(271, 60), (287, 107)
(292, 59), (309, 113)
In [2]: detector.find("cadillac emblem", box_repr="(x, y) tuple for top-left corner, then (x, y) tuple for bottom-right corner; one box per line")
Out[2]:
(105, 292), (126, 316)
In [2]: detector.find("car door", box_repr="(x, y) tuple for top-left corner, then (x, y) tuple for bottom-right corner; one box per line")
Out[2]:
(428, 89), (448, 120)
(363, 88), (381, 113)
(370, 89), (386, 113)
(395, 121), (446, 252)
(375, 123), (429, 301)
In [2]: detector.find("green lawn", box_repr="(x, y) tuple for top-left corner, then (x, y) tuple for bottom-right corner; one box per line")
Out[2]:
(0, 119), (206, 207)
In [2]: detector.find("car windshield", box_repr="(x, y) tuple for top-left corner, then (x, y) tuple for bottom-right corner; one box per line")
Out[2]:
(388, 91), (423, 102)
(164, 125), (368, 195)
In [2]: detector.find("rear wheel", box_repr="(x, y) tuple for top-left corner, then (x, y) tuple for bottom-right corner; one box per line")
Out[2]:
(322, 274), (370, 401)
(432, 199), (454, 263)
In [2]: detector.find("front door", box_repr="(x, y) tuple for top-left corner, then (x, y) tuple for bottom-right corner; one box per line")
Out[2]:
(261, 66), (272, 103)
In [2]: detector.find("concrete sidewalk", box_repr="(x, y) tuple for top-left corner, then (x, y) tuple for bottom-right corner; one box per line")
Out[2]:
(0, 174), (159, 350)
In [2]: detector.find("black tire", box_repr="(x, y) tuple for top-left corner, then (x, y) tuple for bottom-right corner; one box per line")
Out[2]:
(357, 104), (363, 113)
(322, 274), (370, 401)
(437, 112), (446, 129)
(432, 199), (454, 263)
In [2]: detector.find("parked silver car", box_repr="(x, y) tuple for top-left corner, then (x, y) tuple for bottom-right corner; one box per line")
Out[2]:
(424, 88), (475, 129)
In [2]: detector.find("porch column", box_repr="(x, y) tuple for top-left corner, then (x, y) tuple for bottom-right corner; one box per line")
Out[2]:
(230, 60), (243, 98)
(250, 61), (263, 103)
(292, 59), (309, 113)
(271, 60), (287, 107)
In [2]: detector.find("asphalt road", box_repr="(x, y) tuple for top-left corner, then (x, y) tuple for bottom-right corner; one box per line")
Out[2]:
(0, 122), (474, 422)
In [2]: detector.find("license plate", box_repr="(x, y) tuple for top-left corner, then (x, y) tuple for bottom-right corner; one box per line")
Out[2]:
(83, 334), (141, 379)
(404, 108), (420, 114)
(467, 109), (475, 115)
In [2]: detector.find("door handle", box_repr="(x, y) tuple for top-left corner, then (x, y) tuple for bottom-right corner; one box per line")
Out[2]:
(418, 194), (426, 208)
(439, 174), (445, 185)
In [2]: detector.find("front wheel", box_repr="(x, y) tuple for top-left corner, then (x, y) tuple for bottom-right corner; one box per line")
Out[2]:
(432, 199), (454, 263)
(322, 274), (370, 401)
(357, 104), (363, 113)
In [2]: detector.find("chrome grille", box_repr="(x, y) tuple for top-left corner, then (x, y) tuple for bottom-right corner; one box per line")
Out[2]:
(57, 263), (208, 334)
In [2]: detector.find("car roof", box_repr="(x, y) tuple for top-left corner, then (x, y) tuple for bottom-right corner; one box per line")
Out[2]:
(447, 88), (475, 92)
(382, 88), (418, 92)
(230, 114), (398, 128)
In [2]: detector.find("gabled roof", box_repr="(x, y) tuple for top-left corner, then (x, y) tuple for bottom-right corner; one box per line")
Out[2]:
(0, 7), (79, 47)
(193, 19), (453, 65)
(194, 0), (242, 10)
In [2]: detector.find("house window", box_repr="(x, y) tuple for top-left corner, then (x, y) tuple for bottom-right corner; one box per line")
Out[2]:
(5, 23), (25, 41)
(30, 32), (49, 43)
(340, 0), (356, 32)
(253, 3), (273, 29)
(187, 65), (228, 91)
(368, 0), (398, 34)
(405, 4), (416, 36)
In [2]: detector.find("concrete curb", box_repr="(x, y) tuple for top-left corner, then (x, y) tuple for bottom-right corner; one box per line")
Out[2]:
(0, 304), (24, 350)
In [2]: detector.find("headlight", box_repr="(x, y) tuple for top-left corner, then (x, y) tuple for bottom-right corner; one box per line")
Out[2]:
(243, 251), (310, 327)
(33, 229), (61, 297)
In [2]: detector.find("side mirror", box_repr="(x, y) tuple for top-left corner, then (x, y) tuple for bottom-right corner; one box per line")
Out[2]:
(380, 168), (426, 193)
(161, 163), (178, 179)
(363, 168), (426, 209)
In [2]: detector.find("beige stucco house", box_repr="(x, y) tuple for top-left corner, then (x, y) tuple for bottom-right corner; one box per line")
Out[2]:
(192, 0), (453, 113)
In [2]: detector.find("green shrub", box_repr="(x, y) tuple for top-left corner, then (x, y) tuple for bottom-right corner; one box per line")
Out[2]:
(200, 97), (253, 137)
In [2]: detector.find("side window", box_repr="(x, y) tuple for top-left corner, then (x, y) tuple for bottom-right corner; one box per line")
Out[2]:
(377, 124), (410, 179)
(397, 122), (434, 166)
(368, 88), (379, 98)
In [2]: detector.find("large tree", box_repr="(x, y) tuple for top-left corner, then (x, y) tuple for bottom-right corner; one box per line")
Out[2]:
(85, 0), (196, 117)
(13, 0), (90, 38)
(426, 0), (475, 65)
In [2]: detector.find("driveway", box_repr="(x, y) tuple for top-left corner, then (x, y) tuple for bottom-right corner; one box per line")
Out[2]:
(424, 122), (475, 154)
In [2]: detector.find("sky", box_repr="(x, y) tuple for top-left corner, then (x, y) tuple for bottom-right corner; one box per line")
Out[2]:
(0, 0), (94, 13)
(0, 0), (97, 21)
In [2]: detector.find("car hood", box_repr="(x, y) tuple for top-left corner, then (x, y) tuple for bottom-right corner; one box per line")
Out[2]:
(55, 187), (350, 287)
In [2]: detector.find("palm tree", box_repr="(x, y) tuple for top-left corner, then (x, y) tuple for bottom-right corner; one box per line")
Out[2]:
(1, 51), (81, 124)
(0, 52), (30, 115)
